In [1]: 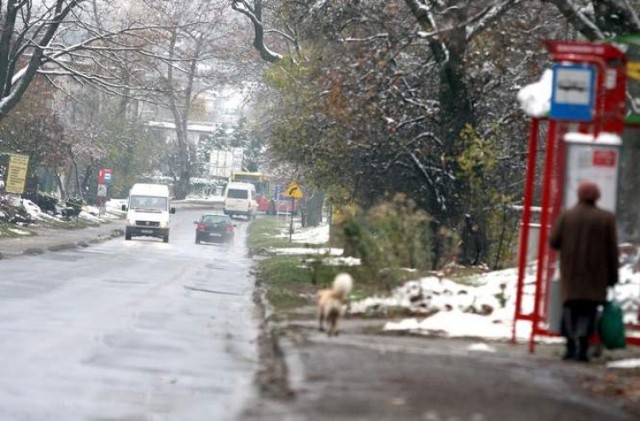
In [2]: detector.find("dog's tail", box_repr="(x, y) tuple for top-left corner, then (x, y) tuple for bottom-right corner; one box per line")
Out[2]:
(332, 272), (353, 300)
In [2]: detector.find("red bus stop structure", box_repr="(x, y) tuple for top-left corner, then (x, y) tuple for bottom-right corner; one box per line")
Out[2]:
(513, 40), (640, 353)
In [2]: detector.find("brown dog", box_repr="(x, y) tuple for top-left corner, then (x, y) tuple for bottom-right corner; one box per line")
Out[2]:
(317, 273), (353, 336)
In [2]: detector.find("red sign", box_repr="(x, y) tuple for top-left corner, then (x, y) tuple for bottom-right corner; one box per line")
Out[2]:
(546, 40), (625, 61)
(592, 150), (617, 167)
(98, 168), (113, 184)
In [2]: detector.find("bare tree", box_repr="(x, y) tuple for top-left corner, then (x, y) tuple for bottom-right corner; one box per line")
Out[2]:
(231, 0), (292, 63)
(129, 0), (254, 198)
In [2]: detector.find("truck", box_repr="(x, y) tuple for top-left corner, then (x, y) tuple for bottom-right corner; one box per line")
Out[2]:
(122, 183), (175, 243)
(208, 148), (244, 179)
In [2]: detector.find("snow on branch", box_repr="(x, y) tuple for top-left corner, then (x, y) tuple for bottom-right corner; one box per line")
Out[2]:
(231, 0), (283, 63)
(341, 34), (389, 43)
(544, 0), (605, 40)
(466, 0), (519, 41)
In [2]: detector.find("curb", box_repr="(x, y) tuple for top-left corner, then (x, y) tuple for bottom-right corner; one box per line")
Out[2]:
(0, 227), (124, 260)
(252, 273), (295, 400)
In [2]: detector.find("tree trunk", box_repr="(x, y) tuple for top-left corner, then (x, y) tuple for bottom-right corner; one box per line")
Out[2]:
(303, 189), (324, 227)
(56, 171), (67, 201)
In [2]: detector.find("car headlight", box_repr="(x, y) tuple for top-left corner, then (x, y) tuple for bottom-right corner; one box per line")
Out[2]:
(159, 221), (168, 229)
(127, 218), (136, 226)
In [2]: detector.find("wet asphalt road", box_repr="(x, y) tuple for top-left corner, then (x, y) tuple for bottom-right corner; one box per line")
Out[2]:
(0, 207), (259, 420)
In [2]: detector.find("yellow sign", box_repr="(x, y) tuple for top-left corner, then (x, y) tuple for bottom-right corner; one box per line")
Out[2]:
(628, 62), (640, 80)
(284, 181), (303, 199)
(5, 153), (29, 194)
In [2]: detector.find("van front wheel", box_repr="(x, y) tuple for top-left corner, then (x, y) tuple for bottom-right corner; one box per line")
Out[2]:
(163, 233), (169, 243)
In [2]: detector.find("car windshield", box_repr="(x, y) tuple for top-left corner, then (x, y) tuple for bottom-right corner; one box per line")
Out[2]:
(130, 195), (167, 210)
(202, 215), (229, 224)
(227, 189), (248, 199)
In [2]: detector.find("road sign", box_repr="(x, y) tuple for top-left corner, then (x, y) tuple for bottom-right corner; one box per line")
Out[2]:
(5, 153), (29, 194)
(283, 181), (303, 199)
(549, 63), (596, 121)
(98, 168), (113, 185)
(628, 62), (640, 80)
(97, 184), (107, 197)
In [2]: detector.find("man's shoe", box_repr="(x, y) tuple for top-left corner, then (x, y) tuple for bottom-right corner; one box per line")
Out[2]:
(562, 339), (577, 360)
(577, 337), (590, 362)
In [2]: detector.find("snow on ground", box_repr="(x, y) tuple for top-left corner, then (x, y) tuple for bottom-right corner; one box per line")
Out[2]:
(21, 199), (61, 222)
(8, 228), (30, 235)
(276, 221), (331, 245)
(351, 266), (554, 342)
(468, 343), (497, 353)
(606, 359), (640, 369)
(2, 196), (125, 225)
(290, 223), (330, 244)
(269, 221), (640, 346)
(368, 264), (640, 344)
(270, 247), (344, 256)
(271, 221), (361, 265)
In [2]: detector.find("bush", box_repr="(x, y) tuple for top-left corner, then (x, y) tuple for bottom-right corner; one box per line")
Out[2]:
(62, 197), (85, 219)
(340, 194), (433, 289)
(28, 192), (59, 214)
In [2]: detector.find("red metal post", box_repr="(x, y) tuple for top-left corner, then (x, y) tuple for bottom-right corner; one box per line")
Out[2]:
(529, 120), (557, 353)
(541, 123), (569, 323)
(512, 118), (540, 343)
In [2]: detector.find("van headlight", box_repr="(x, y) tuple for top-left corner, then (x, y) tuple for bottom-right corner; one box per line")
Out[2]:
(159, 221), (168, 229)
(127, 217), (136, 226)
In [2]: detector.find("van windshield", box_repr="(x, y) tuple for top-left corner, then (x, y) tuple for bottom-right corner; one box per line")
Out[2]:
(227, 189), (248, 199)
(130, 195), (167, 211)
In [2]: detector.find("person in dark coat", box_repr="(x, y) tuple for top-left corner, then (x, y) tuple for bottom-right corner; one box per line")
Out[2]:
(549, 181), (619, 362)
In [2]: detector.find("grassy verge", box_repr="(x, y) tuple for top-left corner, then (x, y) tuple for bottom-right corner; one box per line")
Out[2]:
(248, 216), (397, 315)
(247, 215), (293, 255)
(249, 217), (360, 313)
(0, 222), (35, 238)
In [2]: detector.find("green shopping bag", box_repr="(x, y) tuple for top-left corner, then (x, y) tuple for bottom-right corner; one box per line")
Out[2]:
(599, 301), (626, 350)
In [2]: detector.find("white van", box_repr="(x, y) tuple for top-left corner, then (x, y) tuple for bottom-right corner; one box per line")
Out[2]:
(122, 183), (175, 242)
(223, 182), (258, 219)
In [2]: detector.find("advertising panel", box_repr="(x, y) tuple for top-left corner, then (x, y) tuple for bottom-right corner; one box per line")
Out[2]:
(5, 153), (29, 194)
(563, 134), (621, 213)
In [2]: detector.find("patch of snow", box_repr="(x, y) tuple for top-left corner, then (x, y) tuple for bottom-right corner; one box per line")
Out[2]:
(276, 222), (330, 245)
(467, 343), (497, 353)
(106, 199), (128, 210)
(606, 359), (640, 369)
(78, 211), (101, 223)
(270, 247), (343, 256)
(8, 228), (30, 235)
(384, 318), (421, 331)
(359, 261), (639, 343)
(324, 256), (361, 266)
(290, 224), (330, 244)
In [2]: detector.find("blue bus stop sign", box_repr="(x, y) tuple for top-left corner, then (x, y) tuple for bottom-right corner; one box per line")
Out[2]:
(549, 63), (596, 121)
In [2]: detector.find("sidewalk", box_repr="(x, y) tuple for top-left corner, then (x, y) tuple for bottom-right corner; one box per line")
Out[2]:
(0, 219), (125, 259)
(243, 309), (640, 421)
